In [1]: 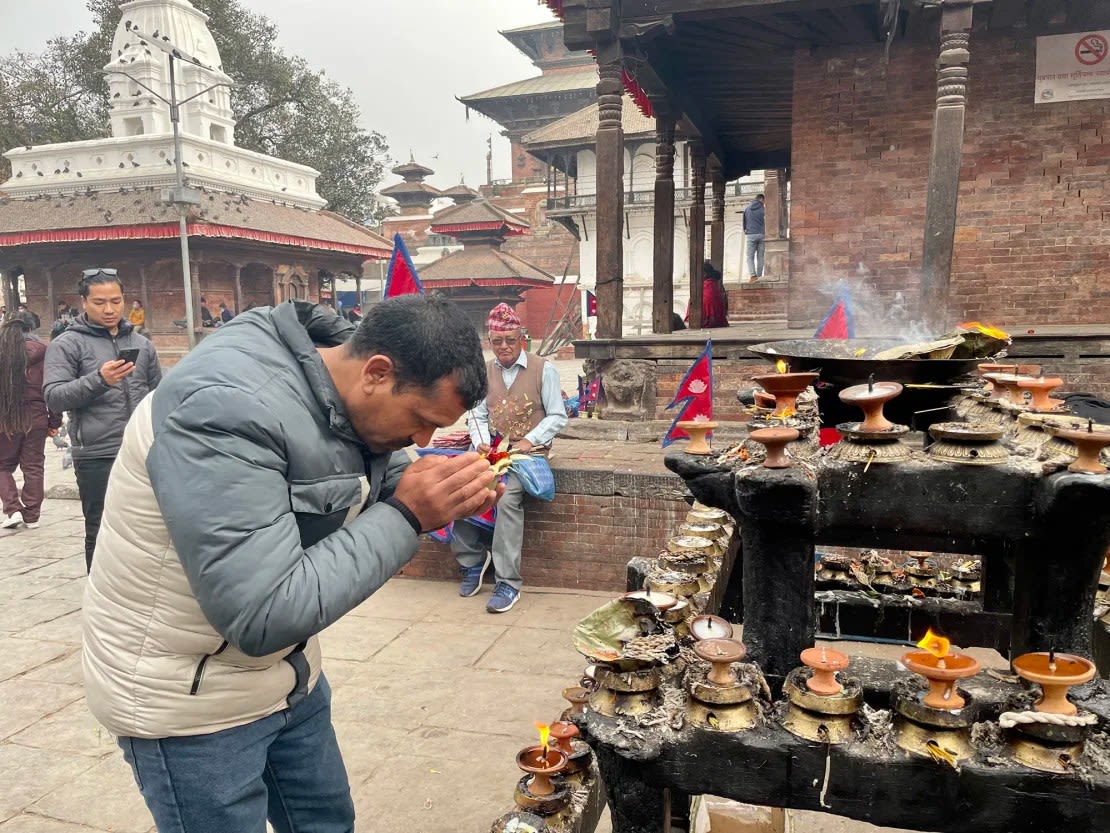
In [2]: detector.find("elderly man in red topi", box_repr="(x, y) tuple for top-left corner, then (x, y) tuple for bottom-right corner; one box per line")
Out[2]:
(453, 303), (567, 612)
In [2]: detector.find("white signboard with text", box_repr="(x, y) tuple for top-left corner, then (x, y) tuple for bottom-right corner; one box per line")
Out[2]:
(1035, 31), (1110, 103)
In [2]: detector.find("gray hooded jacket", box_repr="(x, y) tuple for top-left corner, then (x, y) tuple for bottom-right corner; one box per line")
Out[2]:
(82, 301), (418, 738)
(43, 315), (162, 460)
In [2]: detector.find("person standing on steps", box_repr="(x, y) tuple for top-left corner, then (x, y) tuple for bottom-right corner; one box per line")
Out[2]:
(742, 193), (766, 281)
(44, 268), (161, 571)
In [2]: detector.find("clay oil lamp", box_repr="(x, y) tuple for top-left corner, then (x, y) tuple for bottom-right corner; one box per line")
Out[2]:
(669, 532), (722, 562)
(1017, 376), (1065, 411)
(839, 378), (903, 433)
(894, 629), (981, 761)
(675, 417), (718, 455)
(621, 589), (679, 613)
(815, 553), (855, 587)
(783, 647), (862, 744)
(689, 614), (734, 641)
(903, 554), (939, 590)
(982, 373), (1031, 407)
(1013, 412), (1056, 451)
(828, 377), (911, 465)
(514, 723), (570, 815)
(801, 646), (849, 696)
(1008, 651), (1098, 772)
(688, 638), (757, 731)
(548, 720), (592, 775)
(749, 427), (799, 469)
(901, 631), (980, 711)
(688, 504), (730, 527)
(978, 363), (1017, 394)
(752, 360), (820, 419)
(1012, 651), (1096, 717)
(678, 521), (729, 550)
(1050, 420), (1110, 474)
(560, 685), (590, 720)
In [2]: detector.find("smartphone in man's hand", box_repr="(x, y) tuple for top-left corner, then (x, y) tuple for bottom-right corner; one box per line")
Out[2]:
(118, 348), (140, 364)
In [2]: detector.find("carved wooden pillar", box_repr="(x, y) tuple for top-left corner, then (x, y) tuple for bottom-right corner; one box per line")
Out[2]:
(595, 54), (625, 340)
(44, 266), (55, 328)
(138, 264), (150, 330)
(687, 139), (706, 331)
(921, 0), (973, 331)
(233, 263), (243, 315)
(709, 159), (726, 274)
(189, 259), (202, 331)
(652, 107), (677, 334)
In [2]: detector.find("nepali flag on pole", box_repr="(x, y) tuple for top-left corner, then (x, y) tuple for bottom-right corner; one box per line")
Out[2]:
(662, 340), (713, 447)
(814, 289), (854, 339)
(384, 233), (425, 299)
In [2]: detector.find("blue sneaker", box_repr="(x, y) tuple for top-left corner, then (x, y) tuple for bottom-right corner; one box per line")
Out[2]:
(459, 551), (492, 597)
(486, 581), (520, 614)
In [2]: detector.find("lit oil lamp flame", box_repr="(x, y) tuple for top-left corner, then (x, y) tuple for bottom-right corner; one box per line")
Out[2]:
(775, 359), (788, 374)
(777, 407), (796, 420)
(918, 628), (951, 662)
(958, 321), (1010, 340)
(534, 720), (550, 757)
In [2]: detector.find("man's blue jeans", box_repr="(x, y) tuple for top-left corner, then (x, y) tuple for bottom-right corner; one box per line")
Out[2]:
(746, 233), (765, 279)
(119, 675), (354, 833)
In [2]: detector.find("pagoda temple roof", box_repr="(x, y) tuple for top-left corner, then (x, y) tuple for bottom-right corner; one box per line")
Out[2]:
(391, 157), (436, 180)
(430, 200), (529, 237)
(460, 67), (597, 104)
(380, 181), (442, 198)
(523, 96), (655, 151)
(419, 245), (554, 289)
(0, 189), (391, 258)
(440, 182), (480, 203)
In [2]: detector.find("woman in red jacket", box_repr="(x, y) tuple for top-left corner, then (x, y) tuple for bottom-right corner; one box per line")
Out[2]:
(0, 312), (61, 529)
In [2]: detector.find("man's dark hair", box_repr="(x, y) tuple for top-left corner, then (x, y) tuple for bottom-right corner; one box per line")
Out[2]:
(756, 193), (765, 201)
(348, 294), (487, 407)
(79, 268), (123, 298)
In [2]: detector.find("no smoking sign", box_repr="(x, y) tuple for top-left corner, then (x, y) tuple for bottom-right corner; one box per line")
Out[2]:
(1075, 33), (1108, 65)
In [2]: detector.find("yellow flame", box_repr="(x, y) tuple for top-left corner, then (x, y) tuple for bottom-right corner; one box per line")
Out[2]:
(535, 721), (550, 754)
(775, 359), (788, 374)
(777, 407), (796, 420)
(917, 628), (951, 659)
(958, 321), (1010, 340)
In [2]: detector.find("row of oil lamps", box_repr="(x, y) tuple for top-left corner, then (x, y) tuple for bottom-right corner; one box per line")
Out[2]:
(816, 551), (981, 598)
(679, 363), (1110, 473)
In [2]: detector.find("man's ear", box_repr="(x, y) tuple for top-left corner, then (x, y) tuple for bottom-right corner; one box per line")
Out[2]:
(361, 354), (396, 393)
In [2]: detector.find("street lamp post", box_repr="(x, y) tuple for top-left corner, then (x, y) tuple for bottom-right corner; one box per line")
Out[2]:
(106, 24), (232, 350)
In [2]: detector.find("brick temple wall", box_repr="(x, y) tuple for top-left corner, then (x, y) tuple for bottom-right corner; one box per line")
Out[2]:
(401, 465), (689, 592)
(788, 30), (1110, 330)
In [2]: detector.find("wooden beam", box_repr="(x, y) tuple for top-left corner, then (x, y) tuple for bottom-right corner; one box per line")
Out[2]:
(920, 0), (974, 331)
(625, 0), (874, 20)
(652, 109), (678, 334)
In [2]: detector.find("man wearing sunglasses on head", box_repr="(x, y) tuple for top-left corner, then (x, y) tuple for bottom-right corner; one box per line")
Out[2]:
(44, 268), (161, 571)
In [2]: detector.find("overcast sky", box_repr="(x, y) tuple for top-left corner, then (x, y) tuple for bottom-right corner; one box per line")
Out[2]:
(0, 0), (558, 189)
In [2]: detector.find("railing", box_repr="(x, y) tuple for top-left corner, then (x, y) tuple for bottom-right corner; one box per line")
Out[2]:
(546, 181), (768, 213)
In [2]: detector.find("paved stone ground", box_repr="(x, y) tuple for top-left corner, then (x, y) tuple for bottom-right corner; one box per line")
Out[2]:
(2, 447), (960, 832)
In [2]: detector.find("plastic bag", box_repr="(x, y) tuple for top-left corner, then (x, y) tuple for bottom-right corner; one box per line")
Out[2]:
(62, 447), (73, 470)
(513, 455), (555, 501)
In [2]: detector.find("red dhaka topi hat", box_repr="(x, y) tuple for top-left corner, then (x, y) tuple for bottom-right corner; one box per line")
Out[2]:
(487, 303), (522, 333)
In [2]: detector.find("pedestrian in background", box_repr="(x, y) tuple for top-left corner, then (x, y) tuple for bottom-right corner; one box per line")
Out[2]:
(128, 299), (146, 334)
(44, 268), (161, 570)
(0, 312), (61, 530)
(743, 193), (766, 281)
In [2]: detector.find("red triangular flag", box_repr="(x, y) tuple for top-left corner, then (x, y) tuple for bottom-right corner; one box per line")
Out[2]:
(662, 341), (713, 447)
(384, 233), (425, 298)
(814, 290), (854, 339)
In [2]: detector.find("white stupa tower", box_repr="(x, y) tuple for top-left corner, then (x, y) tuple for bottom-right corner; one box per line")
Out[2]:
(2, 0), (325, 209)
